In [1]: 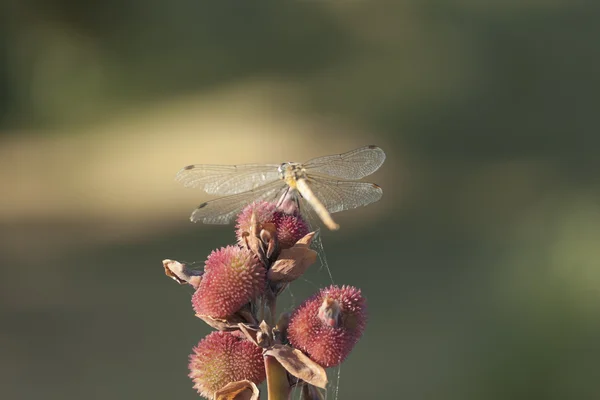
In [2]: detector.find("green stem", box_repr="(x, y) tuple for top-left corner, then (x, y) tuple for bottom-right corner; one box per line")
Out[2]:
(264, 355), (290, 400)
(265, 289), (277, 327)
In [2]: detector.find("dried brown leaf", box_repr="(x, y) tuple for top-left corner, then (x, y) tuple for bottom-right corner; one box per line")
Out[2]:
(244, 233), (267, 265)
(295, 232), (316, 247)
(268, 246), (317, 283)
(237, 307), (259, 326)
(261, 222), (277, 239)
(214, 380), (259, 400)
(162, 259), (203, 288)
(256, 320), (273, 348)
(266, 237), (278, 261)
(238, 323), (259, 346)
(264, 345), (328, 389)
(196, 312), (256, 331)
(196, 314), (240, 331)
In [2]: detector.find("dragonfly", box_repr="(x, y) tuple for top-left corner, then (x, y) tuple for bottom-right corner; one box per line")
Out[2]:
(175, 145), (386, 230)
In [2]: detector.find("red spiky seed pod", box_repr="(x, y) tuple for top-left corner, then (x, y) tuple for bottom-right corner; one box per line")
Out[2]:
(236, 201), (310, 249)
(189, 331), (266, 399)
(235, 201), (278, 245)
(273, 212), (310, 249)
(192, 246), (265, 319)
(287, 285), (367, 368)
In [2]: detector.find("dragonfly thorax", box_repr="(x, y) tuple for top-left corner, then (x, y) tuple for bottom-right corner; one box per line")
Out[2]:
(278, 162), (306, 189)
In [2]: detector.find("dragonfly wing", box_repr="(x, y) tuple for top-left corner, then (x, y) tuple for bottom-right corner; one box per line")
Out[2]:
(190, 180), (287, 224)
(305, 176), (383, 214)
(176, 163), (281, 195)
(303, 145), (386, 180)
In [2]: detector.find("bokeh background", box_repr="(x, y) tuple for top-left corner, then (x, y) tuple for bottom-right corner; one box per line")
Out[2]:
(2, 1), (599, 399)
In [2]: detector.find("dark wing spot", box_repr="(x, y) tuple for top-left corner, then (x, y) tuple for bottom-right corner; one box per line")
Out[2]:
(372, 183), (382, 189)
(368, 145), (378, 149)
(183, 165), (195, 170)
(198, 202), (209, 209)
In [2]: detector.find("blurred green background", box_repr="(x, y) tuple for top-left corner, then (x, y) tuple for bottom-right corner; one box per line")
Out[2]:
(1, 1), (599, 399)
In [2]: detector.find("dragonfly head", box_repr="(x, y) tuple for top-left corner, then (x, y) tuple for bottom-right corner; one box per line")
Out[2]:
(277, 163), (286, 178)
(278, 162), (295, 179)
(278, 162), (305, 187)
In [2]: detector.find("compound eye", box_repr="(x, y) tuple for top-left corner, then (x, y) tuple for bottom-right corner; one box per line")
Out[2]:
(278, 163), (287, 176)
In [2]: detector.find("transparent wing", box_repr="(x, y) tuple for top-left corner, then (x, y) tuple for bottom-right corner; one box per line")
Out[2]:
(175, 163), (280, 195)
(190, 180), (288, 224)
(303, 145), (386, 180)
(304, 175), (383, 214)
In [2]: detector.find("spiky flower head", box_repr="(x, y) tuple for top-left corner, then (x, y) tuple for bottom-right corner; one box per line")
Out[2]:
(287, 285), (367, 368)
(189, 331), (266, 399)
(235, 201), (278, 239)
(273, 212), (310, 249)
(192, 246), (265, 319)
(236, 201), (309, 249)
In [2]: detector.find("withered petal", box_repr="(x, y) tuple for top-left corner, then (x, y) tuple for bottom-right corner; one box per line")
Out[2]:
(295, 232), (316, 247)
(264, 345), (328, 389)
(196, 312), (255, 331)
(268, 246), (317, 283)
(238, 323), (260, 346)
(162, 259), (203, 288)
(214, 380), (259, 400)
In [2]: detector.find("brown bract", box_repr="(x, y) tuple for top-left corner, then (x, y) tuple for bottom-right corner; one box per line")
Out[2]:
(268, 232), (317, 283)
(241, 212), (279, 266)
(214, 380), (259, 400)
(264, 345), (328, 389)
(163, 259), (203, 288)
(260, 223), (279, 259)
(197, 306), (258, 331)
(256, 320), (274, 348)
(237, 323), (259, 345)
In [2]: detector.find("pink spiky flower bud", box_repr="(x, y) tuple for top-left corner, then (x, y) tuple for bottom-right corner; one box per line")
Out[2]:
(189, 331), (266, 399)
(287, 285), (367, 368)
(236, 201), (278, 240)
(236, 201), (309, 250)
(192, 246), (265, 319)
(273, 212), (310, 249)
